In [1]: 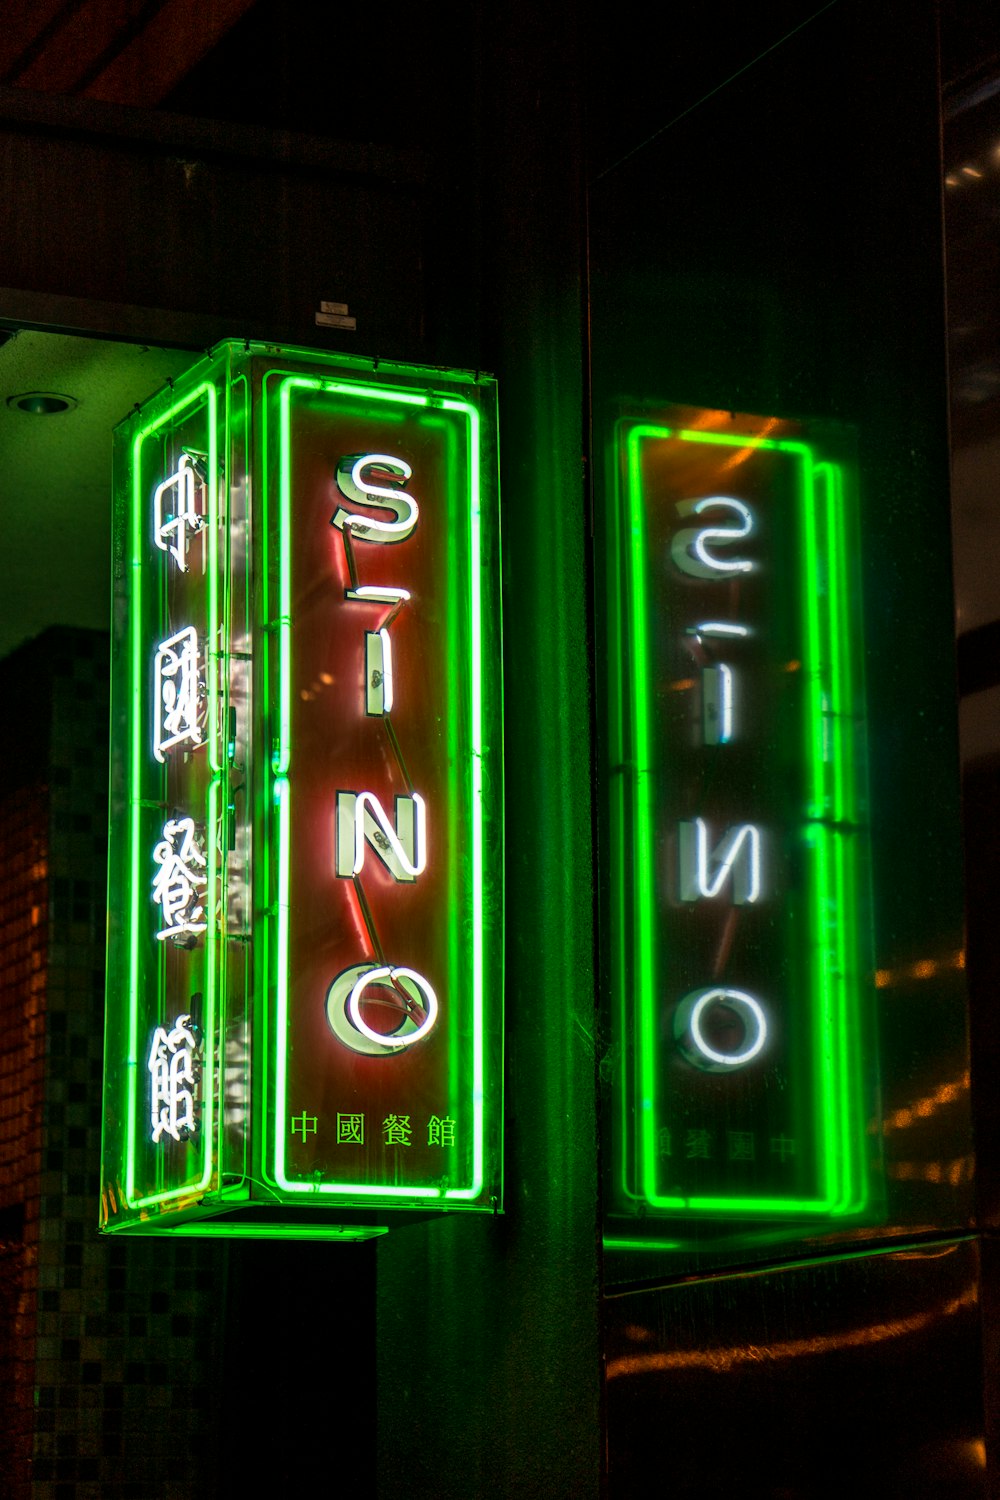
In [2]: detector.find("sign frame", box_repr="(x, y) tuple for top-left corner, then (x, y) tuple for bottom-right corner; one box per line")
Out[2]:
(601, 404), (876, 1255)
(101, 341), (504, 1239)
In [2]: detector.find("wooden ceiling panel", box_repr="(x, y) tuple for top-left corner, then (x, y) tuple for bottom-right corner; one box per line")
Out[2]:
(0, 0), (258, 107)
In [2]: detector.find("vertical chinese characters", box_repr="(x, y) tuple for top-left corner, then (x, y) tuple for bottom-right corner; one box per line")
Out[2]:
(152, 816), (208, 945)
(148, 1015), (200, 1143)
(153, 626), (205, 762)
(153, 452), (205, 571)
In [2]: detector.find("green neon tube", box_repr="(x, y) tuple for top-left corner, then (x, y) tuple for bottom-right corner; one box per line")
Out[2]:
(617, 422), (866, 1221)
(270, 378), (489, 1203)
(125, 381), (219, 1211)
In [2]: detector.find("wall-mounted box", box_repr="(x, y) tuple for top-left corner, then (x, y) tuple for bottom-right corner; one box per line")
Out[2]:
(102, 342), (503, 1240)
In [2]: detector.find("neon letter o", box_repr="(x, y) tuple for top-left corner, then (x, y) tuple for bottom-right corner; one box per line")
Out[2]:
(673, 987), (767, 1073)
(326, 962), (438, 1057)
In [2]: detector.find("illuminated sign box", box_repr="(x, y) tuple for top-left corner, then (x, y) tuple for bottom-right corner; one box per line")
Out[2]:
(102, 343), (503, 1240)
(602, 404), (877, 1254)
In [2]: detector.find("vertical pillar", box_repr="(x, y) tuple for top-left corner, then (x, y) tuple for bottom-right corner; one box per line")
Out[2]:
(377, 1), (600, 1494)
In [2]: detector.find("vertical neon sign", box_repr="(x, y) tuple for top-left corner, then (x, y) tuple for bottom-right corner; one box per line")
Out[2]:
(604, 405), (874, 1246)
(106, 377), (236, 1219)
(102, 344), (502, 1238)
(260, 371), (499, 1208)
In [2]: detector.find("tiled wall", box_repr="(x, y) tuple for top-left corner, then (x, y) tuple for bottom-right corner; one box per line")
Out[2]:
(0, 780), (48, 1498)
(2, 629), (224, 1498)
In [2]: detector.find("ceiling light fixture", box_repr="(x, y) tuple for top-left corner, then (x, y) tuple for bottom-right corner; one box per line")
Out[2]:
(7, 391), (79, 415)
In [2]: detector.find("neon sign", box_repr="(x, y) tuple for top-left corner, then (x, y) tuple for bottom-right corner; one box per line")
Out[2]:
(148, 1015), (200, 1143)
(101, 343), (503, 1240)
(153, 452), (205, 570)
(603, 404), (874, 1248)
(151, 817), (208, 945)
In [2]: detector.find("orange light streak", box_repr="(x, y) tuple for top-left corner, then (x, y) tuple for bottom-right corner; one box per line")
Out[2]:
(719, 417), (782, 473)
(882, 1072), (969, 1134)
(889, 1155), (973, 1186)
(606, 1285), (977, 1379)
(874, 950), (965, 990)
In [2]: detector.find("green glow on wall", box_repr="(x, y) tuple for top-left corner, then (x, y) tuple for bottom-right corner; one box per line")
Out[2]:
(605, 409), (872, 1236)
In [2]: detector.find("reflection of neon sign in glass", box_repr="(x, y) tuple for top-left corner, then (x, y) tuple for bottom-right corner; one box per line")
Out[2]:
(153, 453), (205, 571)
(674, 987), (768, 1073)
(148, 1014), (200, 1143)
(151, 816), (208, 944)
(153, 625), (204, 761)
(670, 495), (755, 577)
(606, 408), (872, 1233)
(678, 818), (762, 907)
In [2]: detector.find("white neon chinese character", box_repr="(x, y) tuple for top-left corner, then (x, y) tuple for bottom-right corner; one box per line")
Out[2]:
(152, 817), (207, 944)
(148, 1014), (199, 1143)
(153, 454), (204, 571)
(153, 626), (204, 762)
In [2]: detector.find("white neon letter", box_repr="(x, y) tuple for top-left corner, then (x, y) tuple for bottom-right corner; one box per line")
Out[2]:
(365, 629), (394, 715)
(702, 663), (733, 745)
(689, 622), (750, 640)
(679, 818), (761, 904)
(330, 453), (418, 543)
(674, 988), (768, 1072)
(326, 962), (438, 1056)
(345, 584), (411, 604)
(671, 497), (755, 578)
(335, 791), (426, 882)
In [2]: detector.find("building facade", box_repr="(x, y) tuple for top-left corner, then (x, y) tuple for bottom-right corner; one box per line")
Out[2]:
(0, 2), (997, 1496)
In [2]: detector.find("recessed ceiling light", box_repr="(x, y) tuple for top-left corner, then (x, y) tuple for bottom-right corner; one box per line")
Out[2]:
(7, 391), (79, 415)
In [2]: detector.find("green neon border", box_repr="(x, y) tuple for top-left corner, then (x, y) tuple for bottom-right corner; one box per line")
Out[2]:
(145, 1221), (387, 1241)
(123, 382), (221, 1211)
(617, 422), (866, 1219)
(266, 375), (489, 1204)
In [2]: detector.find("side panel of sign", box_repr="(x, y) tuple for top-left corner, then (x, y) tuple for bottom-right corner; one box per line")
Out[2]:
(103, 365), (250, 1228)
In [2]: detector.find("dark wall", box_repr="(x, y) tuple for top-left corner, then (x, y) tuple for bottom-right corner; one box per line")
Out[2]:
(377, 2), (602, 1495)
(0, 87), (428, 355)
(589, 2), (985, 1492)
(0, 2), (987, 1496)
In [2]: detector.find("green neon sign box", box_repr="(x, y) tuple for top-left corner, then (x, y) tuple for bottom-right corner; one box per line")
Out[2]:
(101, 342), (503, 1240)
(602, 404), (877, 1252)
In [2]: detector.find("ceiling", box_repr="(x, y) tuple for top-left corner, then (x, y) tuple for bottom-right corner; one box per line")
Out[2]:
(0, 330), (195, 659)
(0, 0), (255, 107)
